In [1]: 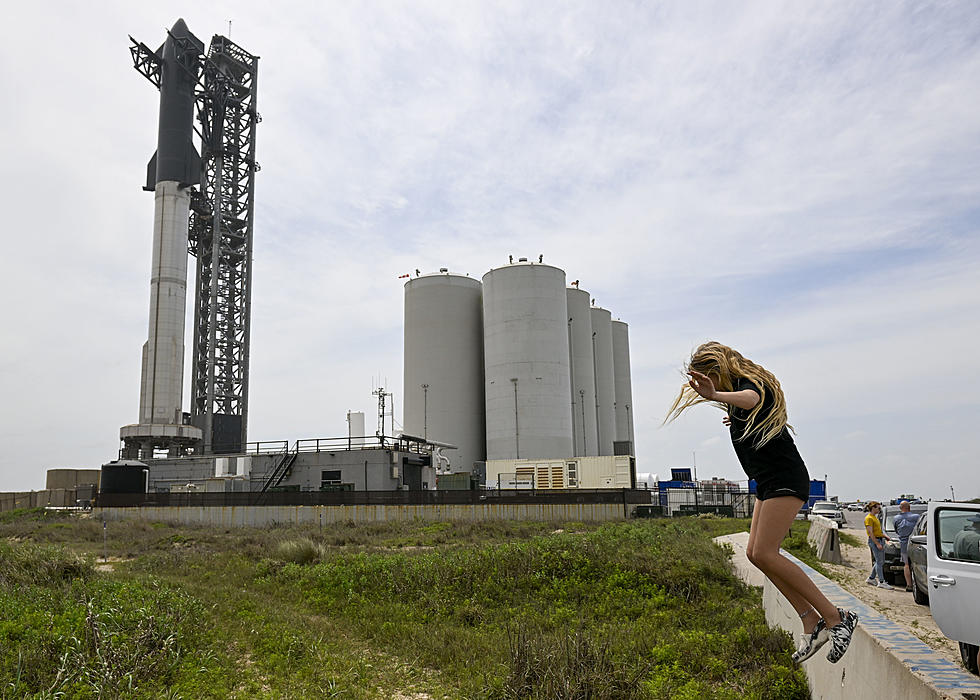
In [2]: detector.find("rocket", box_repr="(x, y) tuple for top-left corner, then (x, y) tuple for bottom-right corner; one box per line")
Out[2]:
(121, 19), (205, 452)
(143, 18), (203, 191)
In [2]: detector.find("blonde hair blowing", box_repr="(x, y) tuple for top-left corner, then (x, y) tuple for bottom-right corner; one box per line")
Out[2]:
(665, 341), (791, 447)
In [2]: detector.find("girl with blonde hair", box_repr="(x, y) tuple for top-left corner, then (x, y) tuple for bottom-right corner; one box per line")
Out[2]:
(667, 341), (858, 664)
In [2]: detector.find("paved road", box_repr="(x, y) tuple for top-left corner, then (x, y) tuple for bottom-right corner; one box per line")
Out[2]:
(842, 507), (868, 530)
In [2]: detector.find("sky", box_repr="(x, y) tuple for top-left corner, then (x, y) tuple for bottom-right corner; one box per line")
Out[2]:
(0, 1), (978, 501)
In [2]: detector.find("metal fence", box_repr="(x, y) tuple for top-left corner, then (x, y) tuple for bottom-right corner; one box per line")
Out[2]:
(96, 488), (653, 509)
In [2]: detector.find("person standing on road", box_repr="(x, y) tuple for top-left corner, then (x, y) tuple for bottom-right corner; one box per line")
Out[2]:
(864, 502), (893, 589)
(893, 501), (921, 591)
(666, 342), (858, 665)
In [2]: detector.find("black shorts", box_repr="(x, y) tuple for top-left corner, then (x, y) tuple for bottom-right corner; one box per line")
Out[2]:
(754, 468), (809, 502)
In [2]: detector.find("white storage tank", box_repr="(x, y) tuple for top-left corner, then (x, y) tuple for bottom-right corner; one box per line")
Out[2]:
(483, 260), (573, 460)
(403, 271), (486, 472)
(590, 306), (616, 456)
(611, 320), (635, 456)
(566, 287), (598, 457)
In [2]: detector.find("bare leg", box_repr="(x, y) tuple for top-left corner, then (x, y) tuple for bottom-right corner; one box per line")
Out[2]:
(747, 497), (820, 632)
(747, 496), (842, 628)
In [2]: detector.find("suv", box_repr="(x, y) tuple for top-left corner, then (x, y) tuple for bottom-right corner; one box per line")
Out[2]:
(907, 514), (929, 605)
(923, 502), (980, 675)
(810, 501), (845, 526)
(880, 502), (927, 585)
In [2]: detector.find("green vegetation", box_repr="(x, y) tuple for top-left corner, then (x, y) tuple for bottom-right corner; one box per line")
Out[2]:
(0, 511), (808, 698)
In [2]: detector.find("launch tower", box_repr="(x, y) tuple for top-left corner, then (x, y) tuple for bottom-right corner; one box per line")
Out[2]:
(121, 20), (259, 458)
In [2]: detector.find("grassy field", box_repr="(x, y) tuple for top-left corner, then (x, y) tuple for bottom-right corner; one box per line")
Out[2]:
(0, 509), (811, 699)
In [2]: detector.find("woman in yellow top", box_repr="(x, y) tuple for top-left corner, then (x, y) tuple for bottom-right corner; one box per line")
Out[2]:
(864, 502), (893, 589)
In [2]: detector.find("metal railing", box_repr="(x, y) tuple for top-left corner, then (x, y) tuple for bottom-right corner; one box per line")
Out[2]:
(119, 434), (434, 461)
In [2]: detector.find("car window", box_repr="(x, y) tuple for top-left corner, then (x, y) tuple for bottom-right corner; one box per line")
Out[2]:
(882, 509), (896, 531)
(935, 508), (980, 562)
(884, 505), (926, 533)
(915, 516), (927, 536)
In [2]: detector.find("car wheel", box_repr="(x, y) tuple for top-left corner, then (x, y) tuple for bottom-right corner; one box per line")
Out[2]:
(959, 642), (979, 675)
(910, 568), (928, 606)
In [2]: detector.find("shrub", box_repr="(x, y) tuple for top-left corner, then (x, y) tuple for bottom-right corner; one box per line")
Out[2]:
(275, 538), (326, 564)
(0, 541), (91, 587)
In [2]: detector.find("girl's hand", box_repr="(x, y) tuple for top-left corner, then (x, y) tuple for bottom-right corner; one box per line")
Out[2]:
(722, 415), (732, 426)
(688, 370), (717, 400)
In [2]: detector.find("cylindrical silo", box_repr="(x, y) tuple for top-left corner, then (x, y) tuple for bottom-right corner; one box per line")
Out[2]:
(403, 272), (485, 472)
(566, 287), (598, 457)
(611, 320), (635, 456)
(483, 261), (573, 461)
(590, 306), (616, 456)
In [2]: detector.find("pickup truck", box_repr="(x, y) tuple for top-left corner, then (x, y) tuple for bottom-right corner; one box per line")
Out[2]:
(920, 501), (980, 674)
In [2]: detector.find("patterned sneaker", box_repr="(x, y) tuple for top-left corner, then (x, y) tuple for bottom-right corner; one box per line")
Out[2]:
(827, 608), (858, 663)
(877, 582), (894, 590)
(865, 578), (878, 586)
(792, 617), (829, 663)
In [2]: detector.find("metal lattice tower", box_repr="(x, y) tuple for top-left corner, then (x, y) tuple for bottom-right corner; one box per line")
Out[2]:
(188, 36), (260, 454)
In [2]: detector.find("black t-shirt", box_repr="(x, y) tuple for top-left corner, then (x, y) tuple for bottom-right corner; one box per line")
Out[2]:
(728, 377), (807, 480)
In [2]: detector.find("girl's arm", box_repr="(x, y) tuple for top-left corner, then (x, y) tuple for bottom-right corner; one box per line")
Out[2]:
(688, 371), (760, 410)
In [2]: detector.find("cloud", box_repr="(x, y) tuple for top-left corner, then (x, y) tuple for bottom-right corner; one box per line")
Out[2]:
(0, 1), (977, 503)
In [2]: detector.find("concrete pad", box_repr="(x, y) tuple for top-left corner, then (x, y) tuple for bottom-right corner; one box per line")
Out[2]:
(715, 531), (980, 700)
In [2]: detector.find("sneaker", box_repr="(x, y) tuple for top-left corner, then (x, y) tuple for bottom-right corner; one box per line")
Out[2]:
(865, 578), (878, 586)
(877, 582), (894, 590)
(827, 608), (858, 663)
(792, 617), (829, 663)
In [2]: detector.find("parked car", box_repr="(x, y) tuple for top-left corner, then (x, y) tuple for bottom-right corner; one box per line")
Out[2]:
(924, 501), (980, 675)
(880, 502), (928, 585)
(810, 500), (845, 526)
(847, 502), (865, 511)
(907, 514), (929, 605)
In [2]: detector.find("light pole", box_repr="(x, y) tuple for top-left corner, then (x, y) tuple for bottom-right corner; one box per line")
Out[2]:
(951, 485), (956, 501)
(420, 383), (429, 440)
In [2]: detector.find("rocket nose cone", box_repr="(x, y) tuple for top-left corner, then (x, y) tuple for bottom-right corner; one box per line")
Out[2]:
(170, 18), (190, 35)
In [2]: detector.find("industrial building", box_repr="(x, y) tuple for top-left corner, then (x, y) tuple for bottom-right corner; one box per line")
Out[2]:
(90, 21), (640, 502)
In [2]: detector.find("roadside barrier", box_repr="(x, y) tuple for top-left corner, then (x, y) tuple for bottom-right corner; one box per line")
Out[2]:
(716, 532), (980, 700)
(807, 513), (844, 564)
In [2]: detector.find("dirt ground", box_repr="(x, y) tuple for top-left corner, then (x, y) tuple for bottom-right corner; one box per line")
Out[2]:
(823, 529), (962, 666)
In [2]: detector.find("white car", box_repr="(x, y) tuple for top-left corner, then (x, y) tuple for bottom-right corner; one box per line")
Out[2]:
(925, 501), (980, 675)
(810, 501), (846, 526)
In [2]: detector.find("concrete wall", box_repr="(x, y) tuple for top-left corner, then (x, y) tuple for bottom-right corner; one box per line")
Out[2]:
(96, 502), (630, 527)
(716, 532), (980, 699)
(807, 514), (844, 564)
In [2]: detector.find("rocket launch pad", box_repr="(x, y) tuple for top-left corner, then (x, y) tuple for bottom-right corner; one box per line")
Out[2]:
(121, 20), (259, 459)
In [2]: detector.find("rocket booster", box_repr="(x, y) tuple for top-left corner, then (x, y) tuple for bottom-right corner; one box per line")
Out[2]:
(127, 19), (204, 433)
(143, 18), (203, 191)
